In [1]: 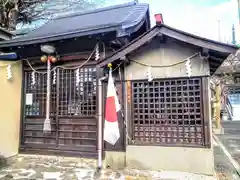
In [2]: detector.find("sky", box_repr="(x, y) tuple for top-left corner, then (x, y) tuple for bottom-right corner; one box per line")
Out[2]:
(16, 0), (239, 44)
(108, 0), (239, 44)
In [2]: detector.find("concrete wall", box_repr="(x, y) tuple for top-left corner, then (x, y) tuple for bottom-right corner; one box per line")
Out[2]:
(0, 61), (22, 158)
(126, 37), (210, 79)
(123, 37), (214, 175)
(126, 146), (214, 175)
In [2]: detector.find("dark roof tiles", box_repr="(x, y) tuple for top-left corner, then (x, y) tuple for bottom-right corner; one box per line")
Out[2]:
(0, 2), (149, 47)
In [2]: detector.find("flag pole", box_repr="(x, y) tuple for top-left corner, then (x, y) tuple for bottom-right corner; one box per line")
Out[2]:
(97, 71), (108, 171)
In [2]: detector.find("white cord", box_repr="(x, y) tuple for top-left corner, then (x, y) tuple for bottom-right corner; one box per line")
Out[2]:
(2, 44), (98, 75)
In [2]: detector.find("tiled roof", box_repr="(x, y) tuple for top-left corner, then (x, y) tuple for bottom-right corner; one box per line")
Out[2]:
(98, 24), (238, 75)
(0, 2), (149, 47)
(0, 27), (13, 40)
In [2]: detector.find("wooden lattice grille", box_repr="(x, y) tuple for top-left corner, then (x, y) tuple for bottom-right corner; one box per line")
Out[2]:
(59, 68), (97, 117)
(25, 72), (57, 117)
(22, 67), (98, 155)
(24, 68), (97, 117)
(131, 78), (205, 147)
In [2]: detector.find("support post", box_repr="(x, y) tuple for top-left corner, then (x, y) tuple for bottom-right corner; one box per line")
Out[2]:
(215, 84), (221, 129)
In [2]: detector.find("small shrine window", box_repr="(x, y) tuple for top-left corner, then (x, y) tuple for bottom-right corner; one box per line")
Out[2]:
(59, 67), (97, 117)
(131, 78), (206, 147)
(24, 67), (97, 117)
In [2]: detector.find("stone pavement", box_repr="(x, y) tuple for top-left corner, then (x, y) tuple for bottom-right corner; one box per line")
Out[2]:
(0, 154), (217, 180)
(213, 121), (240, 180)
(213, 137), (240, 180)
(217, 121), (240, 165)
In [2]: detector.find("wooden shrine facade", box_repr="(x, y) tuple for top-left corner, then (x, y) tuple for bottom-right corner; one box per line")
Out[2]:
(22, 65), (98, 156)
(96, 24), (238, 174)
(0, 2), (150, 157)
(98, 24), (237, 149)
(20, 58), (126, 156)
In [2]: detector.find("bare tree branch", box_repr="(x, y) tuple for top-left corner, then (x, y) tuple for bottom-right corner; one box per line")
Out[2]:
(211, 50), (240, 104)
(0, 0), (105, 30)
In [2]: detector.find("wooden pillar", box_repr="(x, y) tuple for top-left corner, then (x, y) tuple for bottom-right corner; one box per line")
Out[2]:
(215, 84), (221, 129)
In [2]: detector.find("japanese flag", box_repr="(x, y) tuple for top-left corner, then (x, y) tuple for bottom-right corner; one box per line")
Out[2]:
(103, 69), (121, 145)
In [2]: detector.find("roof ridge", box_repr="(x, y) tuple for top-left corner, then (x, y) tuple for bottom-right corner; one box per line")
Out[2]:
(98, 24), (237, 68)
(55, 1), (138, 20)
(159, 24), (238, 48)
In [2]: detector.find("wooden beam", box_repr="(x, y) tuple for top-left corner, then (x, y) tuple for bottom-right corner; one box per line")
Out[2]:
(201, 48), (209, 58)
(60, 53), (95, 61)
(98, 27), (161, 67)
(210, 56), (224, 62)
(202, 77), (211, 148)
(156, 33), (165, 43)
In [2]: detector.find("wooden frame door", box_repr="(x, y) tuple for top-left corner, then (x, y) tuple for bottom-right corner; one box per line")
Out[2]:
(21, 66), (98, 157)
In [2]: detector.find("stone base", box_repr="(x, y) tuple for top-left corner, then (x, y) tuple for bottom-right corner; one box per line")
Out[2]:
(213, 127), (224, 135)
(126, 145), (215, 176)
(103, 151), (126, 169)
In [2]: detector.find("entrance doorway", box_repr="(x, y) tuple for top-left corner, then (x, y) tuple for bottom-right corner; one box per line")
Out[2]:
(20, 66), (98, 157)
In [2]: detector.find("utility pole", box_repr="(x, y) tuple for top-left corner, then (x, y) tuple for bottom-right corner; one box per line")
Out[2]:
(218, 20), (221, 42)
(238, 0), (240, 44)
(232, 24), (236, 45)
(238, 0), (240, 24)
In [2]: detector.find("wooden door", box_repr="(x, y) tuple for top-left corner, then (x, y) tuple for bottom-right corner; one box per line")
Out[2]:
(57, 68), (97, 155)
(21, 66), (98, 157)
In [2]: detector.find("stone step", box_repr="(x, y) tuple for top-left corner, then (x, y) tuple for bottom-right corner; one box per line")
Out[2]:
(223, 128), (240, 135)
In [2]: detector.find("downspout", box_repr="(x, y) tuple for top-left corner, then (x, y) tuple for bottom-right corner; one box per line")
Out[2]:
(97, 75), (107, 170)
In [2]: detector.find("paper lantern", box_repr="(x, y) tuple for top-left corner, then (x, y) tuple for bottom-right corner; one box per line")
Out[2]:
(41, 55), (47, 63)
(51, 56), (58, 63)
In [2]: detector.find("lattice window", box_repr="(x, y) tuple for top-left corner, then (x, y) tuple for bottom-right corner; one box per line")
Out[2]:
(24, 67), (97, 117)
(131, 78), (205, 147)
(25, 72), (57, 117)
(59, 67), (97, 117)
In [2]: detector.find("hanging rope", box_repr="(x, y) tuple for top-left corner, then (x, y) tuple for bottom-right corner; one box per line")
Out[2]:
(0, 44), (98, 74)
(0, 46), (201, 139)
(43, 59), (52, 133)
(129, 52), (200, 68)
(0, 50), (199, 72)
(53, 70), (56, 85)
(44, 44), (98, 133)
(31, 71), (36, 86)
